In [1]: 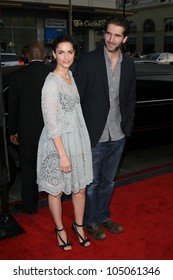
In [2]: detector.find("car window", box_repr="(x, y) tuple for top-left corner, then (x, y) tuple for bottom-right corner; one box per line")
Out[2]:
(159, 54), (165, 60)
(168, 53), (173, 59)
(1, 54), (19, 62)
(146, 53), (159, 60)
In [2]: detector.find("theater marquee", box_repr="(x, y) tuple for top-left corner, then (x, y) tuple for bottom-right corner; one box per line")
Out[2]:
(73, 19), (105, 28)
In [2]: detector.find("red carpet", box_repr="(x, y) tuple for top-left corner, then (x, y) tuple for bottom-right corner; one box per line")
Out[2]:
(0, 172), (173, 260)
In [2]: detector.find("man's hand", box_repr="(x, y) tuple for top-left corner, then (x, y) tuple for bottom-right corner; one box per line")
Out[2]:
(10, 134), (19, 145)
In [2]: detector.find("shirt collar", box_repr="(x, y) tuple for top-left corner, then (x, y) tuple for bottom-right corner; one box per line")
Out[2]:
(104, 46), (122, 63)
(30, 59), (43, 62)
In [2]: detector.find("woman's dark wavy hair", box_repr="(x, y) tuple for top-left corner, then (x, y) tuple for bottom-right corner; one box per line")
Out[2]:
(104, 16), (129, 37)
(53, 34), (75, 52)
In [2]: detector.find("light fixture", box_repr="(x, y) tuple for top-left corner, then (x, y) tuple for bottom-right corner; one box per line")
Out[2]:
(0, 2), (23, 7)
(48, 6), (69, 10)
(95, 9), (133, 15)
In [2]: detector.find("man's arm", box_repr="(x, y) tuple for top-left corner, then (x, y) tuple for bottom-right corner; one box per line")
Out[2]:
(8, 71), (19, 138)
(73, 54), (88, 102)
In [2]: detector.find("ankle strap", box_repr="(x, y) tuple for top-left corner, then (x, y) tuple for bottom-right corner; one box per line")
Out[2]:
(55, 227), (64, 232)
(74, 222), (83, 227)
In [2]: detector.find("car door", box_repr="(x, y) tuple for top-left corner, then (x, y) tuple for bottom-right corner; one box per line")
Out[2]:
(167, 53), (173, 64)
(134, 63), (173, 133)
(158, 53), (168, 64)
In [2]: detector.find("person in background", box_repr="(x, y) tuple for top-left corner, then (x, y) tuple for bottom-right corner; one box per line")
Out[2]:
(74, 16), (136, 240)
(19, 47), (29, 65)
(124, 48), (131, 57)
(37, 34), (93, 250)
(8, 42), (52, 214)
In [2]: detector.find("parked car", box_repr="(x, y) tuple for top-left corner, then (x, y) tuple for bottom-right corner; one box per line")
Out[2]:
(133, 58), (159, 64)
(0, 53), (24, 67)
(143, 52), (173, 64)
(134, 63), (173, 133)
(1, 63), (173, 187)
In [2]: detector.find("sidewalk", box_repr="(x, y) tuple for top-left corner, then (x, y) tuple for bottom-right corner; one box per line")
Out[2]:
(117, 143), (173, 187)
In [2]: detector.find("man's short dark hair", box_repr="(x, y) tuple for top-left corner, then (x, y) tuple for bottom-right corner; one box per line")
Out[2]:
(104, 16), (129, 37)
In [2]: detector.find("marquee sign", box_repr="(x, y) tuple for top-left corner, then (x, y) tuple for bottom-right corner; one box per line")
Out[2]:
(73, 19), (105, 28)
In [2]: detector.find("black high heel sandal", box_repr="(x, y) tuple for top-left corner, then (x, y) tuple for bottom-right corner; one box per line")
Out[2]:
(55, 228), (72, 250)
(72, 222), (90, 247)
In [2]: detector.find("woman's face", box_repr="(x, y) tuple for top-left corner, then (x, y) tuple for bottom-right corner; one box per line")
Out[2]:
(53, 42), (75, 69)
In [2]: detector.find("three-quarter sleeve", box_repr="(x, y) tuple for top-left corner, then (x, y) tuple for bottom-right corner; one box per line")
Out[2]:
(41, 76), (66, 139)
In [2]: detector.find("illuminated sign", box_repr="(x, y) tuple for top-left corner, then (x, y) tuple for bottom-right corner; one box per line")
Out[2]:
(45, 19), (67, 28)
(73, 19), (105, 28)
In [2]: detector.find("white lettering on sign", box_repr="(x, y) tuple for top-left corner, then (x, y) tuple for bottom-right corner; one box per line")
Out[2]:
(73, 19), (105, 28)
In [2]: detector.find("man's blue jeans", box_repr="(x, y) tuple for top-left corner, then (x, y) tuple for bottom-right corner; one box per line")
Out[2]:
(84, 137), (126, 227)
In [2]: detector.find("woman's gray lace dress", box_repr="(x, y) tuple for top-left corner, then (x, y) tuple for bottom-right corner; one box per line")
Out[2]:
(37, 72), (93, 195)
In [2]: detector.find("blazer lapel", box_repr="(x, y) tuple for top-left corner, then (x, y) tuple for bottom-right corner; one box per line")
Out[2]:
(96, 49), (109, 102)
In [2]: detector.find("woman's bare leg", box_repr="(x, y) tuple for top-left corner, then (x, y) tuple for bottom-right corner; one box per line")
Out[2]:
(72, 188), (90, 246)
(48, 193), (72, 250)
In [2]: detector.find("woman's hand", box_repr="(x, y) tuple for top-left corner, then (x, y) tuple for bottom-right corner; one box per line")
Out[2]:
(52, 135), (72, 173)
(60, 154), (72, 173)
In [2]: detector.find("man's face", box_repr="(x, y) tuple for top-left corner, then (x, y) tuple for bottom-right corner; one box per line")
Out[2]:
(104, 23), (128, 53)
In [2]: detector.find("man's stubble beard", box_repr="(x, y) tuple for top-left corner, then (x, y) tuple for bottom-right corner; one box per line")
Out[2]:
(105, 42), (123, 53)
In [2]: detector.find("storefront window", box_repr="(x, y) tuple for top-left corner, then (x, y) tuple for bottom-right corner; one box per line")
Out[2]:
(0, 28), (11, 52)
(73, 34), (84, 57)
(13, 28), (37, 54)
(0, 16), (10, 26)
(11, 17), (37, 27)
(0, 16), (37, 54)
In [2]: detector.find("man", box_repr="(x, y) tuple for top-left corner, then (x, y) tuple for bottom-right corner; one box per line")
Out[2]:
(8, 42), (52, 214)
(74, 16), (136, 240)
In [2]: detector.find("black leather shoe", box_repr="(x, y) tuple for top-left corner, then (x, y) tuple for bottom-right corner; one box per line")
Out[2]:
(101, 219), (124, 234)
(84, 224), (106, 240)
(0, 225), (6, 239)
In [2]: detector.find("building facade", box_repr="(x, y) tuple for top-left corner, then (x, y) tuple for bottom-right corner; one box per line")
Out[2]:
(124, 0), (173, 55)
(0, 0), (173, 56)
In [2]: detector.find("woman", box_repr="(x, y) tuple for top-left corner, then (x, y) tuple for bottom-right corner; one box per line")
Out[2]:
(37, 34), (93, 250)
